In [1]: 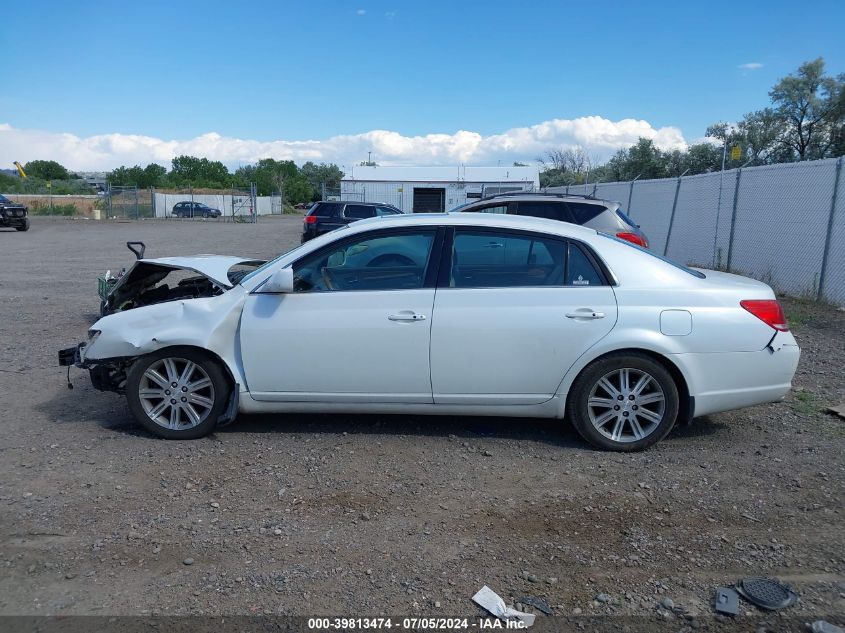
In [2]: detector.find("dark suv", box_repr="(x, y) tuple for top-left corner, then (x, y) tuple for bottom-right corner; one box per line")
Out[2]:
(0, 194), (30, 232)
(302, 201), (403, 242)
(172, 202), (222, 218)
(455, 192), (649, 248)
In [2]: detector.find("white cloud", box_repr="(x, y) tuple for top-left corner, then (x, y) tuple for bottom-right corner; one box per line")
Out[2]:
(385, 10), (396, 19)
(737, 62), (763, 70)
(0, 117), (688, 172)
(356, 8), (366, 15)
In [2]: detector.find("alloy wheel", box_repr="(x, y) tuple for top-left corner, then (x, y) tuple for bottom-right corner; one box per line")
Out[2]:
(587, 367), (666, 443)
(138, 357), (215, 430)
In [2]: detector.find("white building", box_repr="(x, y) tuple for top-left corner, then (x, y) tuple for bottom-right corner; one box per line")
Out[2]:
(339, 165), (539, 213)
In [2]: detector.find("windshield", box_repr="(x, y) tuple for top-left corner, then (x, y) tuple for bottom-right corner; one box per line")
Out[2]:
(600, 233), (706, 279)
(0, 194), (11, 204)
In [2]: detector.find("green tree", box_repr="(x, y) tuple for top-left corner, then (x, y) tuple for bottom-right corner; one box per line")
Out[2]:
(169, 155), (231, 188)
(300, 162), (344, 199)
(769, 58), (844, 159)
(24, 160), (70, 180)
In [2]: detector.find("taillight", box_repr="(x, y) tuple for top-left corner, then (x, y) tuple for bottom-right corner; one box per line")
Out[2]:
(740, 300), (789, 331)
(304, 215), (318, 224)
(616, 232), (649, 248)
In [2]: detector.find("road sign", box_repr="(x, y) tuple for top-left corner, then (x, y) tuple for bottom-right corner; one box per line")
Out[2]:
(730, 146), (742, 161)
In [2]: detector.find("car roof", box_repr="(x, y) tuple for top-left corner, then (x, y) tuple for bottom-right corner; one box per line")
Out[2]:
(317, 200), (397, 207)
(342, 210), (600, 239)
(469, 193), (615, 206)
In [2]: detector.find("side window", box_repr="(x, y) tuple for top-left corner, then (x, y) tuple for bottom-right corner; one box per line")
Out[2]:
(566, 243), (604, 286)
(292, 230), (436, 293)
(344, 204), (376, 219)
(516, 201), (569, 222)
(311, 203), (340, 217)
(471, 204), (509, 214)
(450, 230), (566, 288)
(376, 206), (401, 216)
(567, 202), (605, 224)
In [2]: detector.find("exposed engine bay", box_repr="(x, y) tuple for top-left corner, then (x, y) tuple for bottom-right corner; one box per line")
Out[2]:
(99, 243), (264, 316)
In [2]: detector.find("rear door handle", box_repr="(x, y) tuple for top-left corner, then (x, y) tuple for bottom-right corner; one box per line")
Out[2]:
(388, 312), (427, 322)
(565, 310), (605, 320)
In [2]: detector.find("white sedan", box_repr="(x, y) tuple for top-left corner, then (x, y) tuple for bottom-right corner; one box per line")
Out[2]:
(59, 213), (800, 451)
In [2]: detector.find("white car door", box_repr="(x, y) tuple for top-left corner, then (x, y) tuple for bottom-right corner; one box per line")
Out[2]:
(430, 228), (618, 405)
(240, 227), (441, 403)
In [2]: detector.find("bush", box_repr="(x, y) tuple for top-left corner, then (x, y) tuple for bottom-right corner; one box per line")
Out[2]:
(31, 203), (78, 216)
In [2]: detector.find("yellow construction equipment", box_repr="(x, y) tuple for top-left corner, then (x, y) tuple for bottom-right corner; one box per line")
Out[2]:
(13, 162), (27, 178)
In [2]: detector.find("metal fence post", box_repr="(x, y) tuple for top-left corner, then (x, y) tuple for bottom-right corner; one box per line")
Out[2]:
(725, 168), (744, 272)
(818, 156), (844, 301)
(663, 175), (684, 256)
(134, 187), (139, 219)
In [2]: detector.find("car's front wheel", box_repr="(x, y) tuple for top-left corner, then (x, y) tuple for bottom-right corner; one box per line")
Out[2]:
(202, 211), (209, 219)
(15, 218), (30, 231)
(126, 347), (230, 439)
(567, 353), (679, 451)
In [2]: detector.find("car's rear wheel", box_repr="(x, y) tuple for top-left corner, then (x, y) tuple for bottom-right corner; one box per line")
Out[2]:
(202, 211), (209, 219)
(126, 347), (230, 439)
(567, 353), (678, 451)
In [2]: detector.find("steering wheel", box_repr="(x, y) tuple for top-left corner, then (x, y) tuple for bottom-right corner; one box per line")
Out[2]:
(367, 254), (415, 267)
(321, 267), (336, 290)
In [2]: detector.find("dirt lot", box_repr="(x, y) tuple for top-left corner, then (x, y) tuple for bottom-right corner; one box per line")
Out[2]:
(0, 217), (843, 630)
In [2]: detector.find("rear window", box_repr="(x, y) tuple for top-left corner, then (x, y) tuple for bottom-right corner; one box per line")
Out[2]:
(567, 202), (605, 224)
(309, 202), (341, 218)
(601, 233), (706, 278)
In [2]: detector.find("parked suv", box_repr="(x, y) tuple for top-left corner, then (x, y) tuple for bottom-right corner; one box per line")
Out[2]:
(172, 202), (222, 218)
(455, 192), (649, 248)
(302, 201), (403, 242)
(0, 194), (30, 232)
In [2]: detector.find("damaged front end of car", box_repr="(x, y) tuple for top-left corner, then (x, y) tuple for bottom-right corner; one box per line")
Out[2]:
(59, 245), (264, 395)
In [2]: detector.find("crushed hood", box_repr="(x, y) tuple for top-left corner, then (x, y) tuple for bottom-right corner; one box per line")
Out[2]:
(136, 255), (264, 288)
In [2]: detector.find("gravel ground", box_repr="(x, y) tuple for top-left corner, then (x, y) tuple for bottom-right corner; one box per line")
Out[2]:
(0, 217), (843, 630)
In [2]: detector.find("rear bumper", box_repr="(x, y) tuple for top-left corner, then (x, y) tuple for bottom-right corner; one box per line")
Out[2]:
(677, 333), (801, 417)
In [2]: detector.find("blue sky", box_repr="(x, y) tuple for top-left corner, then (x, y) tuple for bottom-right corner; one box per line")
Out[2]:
(1, 0), (843, 169)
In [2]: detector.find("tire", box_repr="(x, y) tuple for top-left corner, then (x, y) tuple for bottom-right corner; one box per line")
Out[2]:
(125, 347), (230, 439)
(15, 218), (30, 232)
(202, 211), (209, 219)
(566, 352), (679, 451)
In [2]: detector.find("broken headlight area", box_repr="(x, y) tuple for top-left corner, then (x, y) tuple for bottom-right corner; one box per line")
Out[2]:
(58, 345), (133, 393)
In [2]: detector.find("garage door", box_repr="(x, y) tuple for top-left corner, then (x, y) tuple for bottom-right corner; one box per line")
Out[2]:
(413, 188), (445, 213)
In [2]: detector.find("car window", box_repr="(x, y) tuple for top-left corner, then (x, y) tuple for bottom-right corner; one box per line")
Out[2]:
(471, 204), (509, 214)
(310, 202), (341, 217)
(293, 230), (437, 292)
(450, 230), (567, 288)
(376, 206), (401, 216)
(567, 202), (605, 224)
(0, 194), (10, 204)
(345, 204), (376, 219)
(566, 243), (604, 286)
(516, 201), (569, 222)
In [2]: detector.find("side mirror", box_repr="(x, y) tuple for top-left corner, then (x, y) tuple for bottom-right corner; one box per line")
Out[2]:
(260, 268), (294, 293)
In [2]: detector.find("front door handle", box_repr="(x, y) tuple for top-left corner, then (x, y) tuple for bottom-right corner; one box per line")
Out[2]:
(388, 312), (427, 322)
(565, 310), (605, 320)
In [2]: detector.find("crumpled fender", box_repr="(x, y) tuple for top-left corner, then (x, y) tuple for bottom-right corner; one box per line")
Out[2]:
(84, 286), (249, 389)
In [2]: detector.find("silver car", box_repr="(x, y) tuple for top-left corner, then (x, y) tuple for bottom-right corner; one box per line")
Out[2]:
(455, 192), (650, 248)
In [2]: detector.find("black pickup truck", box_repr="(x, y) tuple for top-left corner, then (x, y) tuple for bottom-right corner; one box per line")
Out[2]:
(0, 194), (30, 231)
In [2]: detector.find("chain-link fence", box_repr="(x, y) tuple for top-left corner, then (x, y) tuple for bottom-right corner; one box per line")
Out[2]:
(150, 185), (258, 222)
(548, 156), (845, 305)
(105, 186), (154, 219)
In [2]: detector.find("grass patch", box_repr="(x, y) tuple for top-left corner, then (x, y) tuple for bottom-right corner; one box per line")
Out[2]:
(791, 390), (825, 417)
